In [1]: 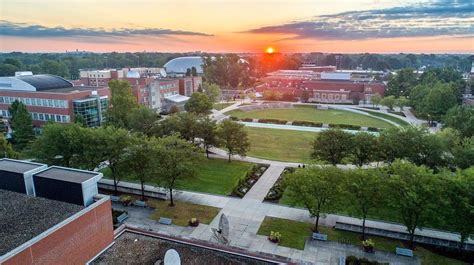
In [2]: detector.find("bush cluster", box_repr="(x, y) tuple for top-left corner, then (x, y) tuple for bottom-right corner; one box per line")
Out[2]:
(264, 167), (295, 201)
(329, 123), (362, 130)
(292, 120), (323, 127)
(257, 118), (288, 124)
(346, 256), (388, 265)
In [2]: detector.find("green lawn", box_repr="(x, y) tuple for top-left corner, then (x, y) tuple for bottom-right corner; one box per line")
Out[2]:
(214, 102), (234, 110)
(245, 127), (317, 163)
(227, 105), (393, 128)
(357, 109), (411, 126)
(102, 158), (255, 195)
(257, 217), (466, 265)
(147, 199), (220, 226)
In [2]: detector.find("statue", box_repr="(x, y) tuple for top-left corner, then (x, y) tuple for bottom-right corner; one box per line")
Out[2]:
(211, 213), (229, 245)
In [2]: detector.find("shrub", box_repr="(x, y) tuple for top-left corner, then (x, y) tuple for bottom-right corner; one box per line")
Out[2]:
(229, 116), (239, 121)
(189, 217), (200, 227)
(346, 256), (388, 265)
(241, 118), (254, 122)
(269, 231), (282, 243)
(367, 127), (379, 132)
(258, 118), (287, 124)
(329, 123), (361, 130)
(292, 120), (323, 127)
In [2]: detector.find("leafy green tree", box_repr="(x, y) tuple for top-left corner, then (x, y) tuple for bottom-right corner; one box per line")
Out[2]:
(9, 101), (34, 149)
(0, 134), (18, 158)
(118, 137), (161, 201)
(386, 68), (418, 97)
(444, 106), (474, 138)
(184, 92), (212, 114)
(312, 129), (353, 165)
(127, 107), (161, 136)
(32, 123), (86, 167)
(107, 80), (139, 128)
(350, 132), (379, 167)
(155, 135), (202, 206)
(285, 166), (343, 232)
(370, 93), (382, 107)
(203, 82), (221, 104)
(40, 59), (70, 78)
(344, 168), (385, 240)
(196, 116), (218, 158)
(410, 81), (459, 121)
(441, 169), (474, 250)
(388, 160), (440, 249)
(153, 112), (199, 143)
(217, 119), (250, 162)
(395, 96), (410, 111)
(0, 64), (19, 76)
(380, 95), (396, 111)
(263, 90), (282, 101)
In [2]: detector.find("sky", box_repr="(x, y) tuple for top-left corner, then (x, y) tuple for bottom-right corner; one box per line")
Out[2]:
(0, 0), (473, 53)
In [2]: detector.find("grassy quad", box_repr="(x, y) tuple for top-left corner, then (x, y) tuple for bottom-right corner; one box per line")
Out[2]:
(102, 158), (255, 195)
(147, 199), (220, 226)
(227, 105), (393, 128)
(213, 102), (234, 110)
(257, 217), (466, 265)
(245, 127), (317, 163)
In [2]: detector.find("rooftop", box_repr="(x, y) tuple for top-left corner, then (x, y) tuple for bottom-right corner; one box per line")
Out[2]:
(16, 74), (73, 91)
(164, 56), (203, 74)
(0, 189), (84, 256)
(92, 231), (279, 265)
(40, 85), (108, 93)
(0, 159), (45, 174)
(35, 167), (100, 184)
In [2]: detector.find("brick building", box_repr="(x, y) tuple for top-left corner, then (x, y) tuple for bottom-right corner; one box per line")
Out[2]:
(0, 159), (114, 265)
(0, 74), (110, 128)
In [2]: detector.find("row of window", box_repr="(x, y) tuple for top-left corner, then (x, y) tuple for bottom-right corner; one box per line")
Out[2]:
(0, 96), (68, 109)
(0, 109), (70, 123)
(163, 91), (178, 98)
(159, 83), (176, 89)
(313, 93), (348, 100)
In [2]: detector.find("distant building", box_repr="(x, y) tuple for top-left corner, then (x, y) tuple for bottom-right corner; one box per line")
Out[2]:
(0, 159), (113, 265)
(178, 76), (202, 97)
(0, 74), (110, 128)
(163, 56), (204, 76)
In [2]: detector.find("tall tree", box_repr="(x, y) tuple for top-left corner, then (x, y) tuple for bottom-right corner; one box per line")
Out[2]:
(285, 166), (343, 232)
(217, 119), (250, 162)
(196, 116), (218, 158)
(9, 101), (34, 149)
(312, 129), (353, 165)
(127, 107), (161, 136)
(203, 82), (222, 104)
(350, 132), (379, 167)
(184, 92), (212, 114)
(386, 68), (418, 97)
(345, 169), (385, 240)
(107, 80), (139, 128)
(155, 135), (202, 206)
(443, 106), (474, 138)
(0, 134), (18, 158)
(380, 95), (396, 111)
(153, 112), (199, 143)
(370, 93), (382, 107)
(388, 160), (440, 249)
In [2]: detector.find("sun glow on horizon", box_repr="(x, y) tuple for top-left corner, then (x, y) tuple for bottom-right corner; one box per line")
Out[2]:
(265, 46), (275, 54)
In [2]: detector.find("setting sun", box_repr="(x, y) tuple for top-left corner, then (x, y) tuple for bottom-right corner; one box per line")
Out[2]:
(265, 47), (275, 54)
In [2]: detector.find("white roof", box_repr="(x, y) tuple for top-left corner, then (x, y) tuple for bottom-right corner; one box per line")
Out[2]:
(164, 94), (189, 103)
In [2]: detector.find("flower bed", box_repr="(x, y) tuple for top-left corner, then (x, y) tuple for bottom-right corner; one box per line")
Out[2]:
(264, 167), (295, 202)
(346, 256), (388, 265)
(231, 164), (269, 197)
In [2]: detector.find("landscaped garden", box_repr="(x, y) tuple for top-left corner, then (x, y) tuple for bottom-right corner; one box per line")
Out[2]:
(257, 217), (466, 265)
(102, 158), (256, 195)
(245, 127), (317, 163)
(226, 105), (393, 129)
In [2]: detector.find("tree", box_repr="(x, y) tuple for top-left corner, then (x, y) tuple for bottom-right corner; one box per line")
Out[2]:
(127, 107), (161, 136)
(285, 166), (343, 232)
(155, 135), (202, 206)
(395, 96), (410, 111)
(263, 90), (282, 101)
(203, 82), (221, 104)
(370, 93), (382, 107)
(444, 106), (474, 138)
(184, 92), (212, 114)
(388, 160), (440, 249)
(9, 101), (34, 149)
(217, 119), (250, 162)
(410, 81), (459, 121)
(196, 116), (218, 158)
(153, 112), (199, 143)
(345, 169), (385, 240)
(0, 134), (18, 158)
(312, 129), (353, 165)
(442, 169), (474, 250)
(107, 80), (139, 128)
(350, 132), (379, 167)
(386, 68), (418, 97)
(118, 137), (161, 201)
(32, 123), (86, 167)
(380, 95), (396, 111)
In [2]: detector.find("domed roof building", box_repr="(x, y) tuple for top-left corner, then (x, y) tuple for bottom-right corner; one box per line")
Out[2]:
(164, 56), (203, 75)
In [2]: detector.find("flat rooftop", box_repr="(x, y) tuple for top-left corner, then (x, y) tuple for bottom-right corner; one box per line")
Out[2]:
(0, 189), (84, 256)
(0, 159), (45, 174)
(92, 231), (280, 265)
(40, 86), (107, 93)
(35, 167), (99, 184)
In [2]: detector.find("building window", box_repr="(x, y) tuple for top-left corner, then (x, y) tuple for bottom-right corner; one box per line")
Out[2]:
(335, 94), (340, 100)
(342, 95), (347, 100)
(321, 94), (327, 99)
(328, 94), (334, 100)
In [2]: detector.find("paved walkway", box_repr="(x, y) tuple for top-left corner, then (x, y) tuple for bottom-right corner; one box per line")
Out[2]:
(244, 165), (285, 201)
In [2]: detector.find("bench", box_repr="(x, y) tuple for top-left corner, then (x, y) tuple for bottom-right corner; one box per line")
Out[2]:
(396, 247), (413, 257)
(116, 212), (128, 223)
(312, 233), (328, 241)
(133, 200), (146, 207)
(158, 217), (173, 225)
(109, 195), (120, 202)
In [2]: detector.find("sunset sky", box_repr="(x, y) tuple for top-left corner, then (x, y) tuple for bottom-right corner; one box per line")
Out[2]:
(0, 0), (473, 53)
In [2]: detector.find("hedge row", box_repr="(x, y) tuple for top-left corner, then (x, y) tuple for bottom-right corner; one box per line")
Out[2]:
(329, 123), (362, 130)
(258, 118), (288, 125)
(367, 127), (380, 132)
(292, 120), (323, 127)
(346, 256), (388, 265)
(241, 118), (254, 122)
